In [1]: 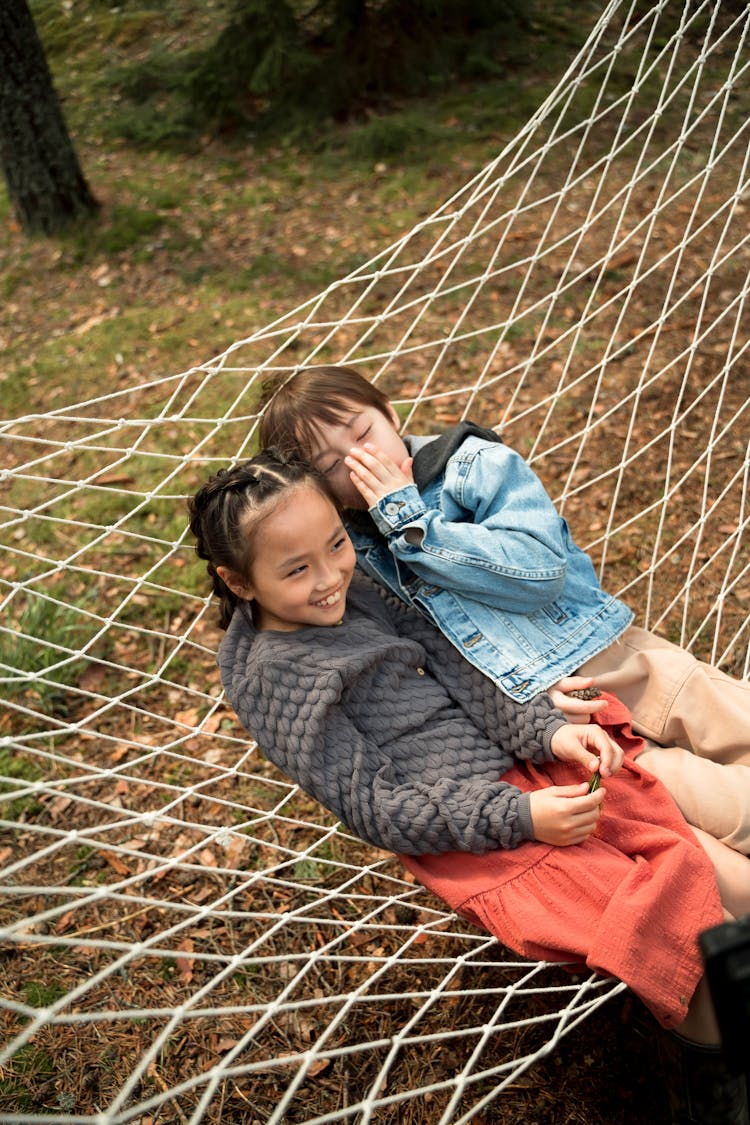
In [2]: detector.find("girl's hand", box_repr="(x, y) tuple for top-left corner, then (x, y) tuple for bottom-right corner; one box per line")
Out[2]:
(548, 676), (608, 724)
(345, 443), (414, 507)
(528, 783), (605, 846)
(550, 723), (624, 779)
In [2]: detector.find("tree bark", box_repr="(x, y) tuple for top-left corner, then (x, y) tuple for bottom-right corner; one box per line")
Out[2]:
(0, 0), (99, 234)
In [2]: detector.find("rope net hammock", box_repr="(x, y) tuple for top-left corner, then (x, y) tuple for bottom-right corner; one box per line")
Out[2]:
(2, 1), (749, 1120)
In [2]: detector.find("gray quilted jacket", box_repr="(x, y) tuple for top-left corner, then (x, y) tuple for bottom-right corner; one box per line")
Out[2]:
(218, 574), (566, 855)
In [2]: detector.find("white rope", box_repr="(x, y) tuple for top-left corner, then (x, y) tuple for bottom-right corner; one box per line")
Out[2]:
(2, 2), (749, 1121)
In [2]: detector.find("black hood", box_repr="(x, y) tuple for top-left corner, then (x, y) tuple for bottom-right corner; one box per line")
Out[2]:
(411, 421), (502, 489)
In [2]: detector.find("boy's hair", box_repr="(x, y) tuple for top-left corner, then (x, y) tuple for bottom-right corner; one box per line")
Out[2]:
(259, 366), (393, 461)
(188, 450), (337, 629)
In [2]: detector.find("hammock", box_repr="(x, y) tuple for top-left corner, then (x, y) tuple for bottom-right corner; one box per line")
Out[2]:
(1, 1), (748, 1121)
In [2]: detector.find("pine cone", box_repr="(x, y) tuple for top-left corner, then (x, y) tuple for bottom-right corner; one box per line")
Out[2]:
(567, 686), (602, 701)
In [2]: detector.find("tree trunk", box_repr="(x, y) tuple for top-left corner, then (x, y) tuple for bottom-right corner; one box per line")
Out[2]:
(0, 0), (99, 235)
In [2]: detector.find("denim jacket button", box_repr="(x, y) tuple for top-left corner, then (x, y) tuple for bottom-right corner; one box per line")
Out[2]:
(385, 501), (401, 516)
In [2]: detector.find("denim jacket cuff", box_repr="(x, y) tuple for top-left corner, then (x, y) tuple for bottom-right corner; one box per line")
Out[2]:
(370, 484), (428, 535)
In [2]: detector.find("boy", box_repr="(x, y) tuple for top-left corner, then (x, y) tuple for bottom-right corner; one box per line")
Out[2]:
(259, 365), (750, 852)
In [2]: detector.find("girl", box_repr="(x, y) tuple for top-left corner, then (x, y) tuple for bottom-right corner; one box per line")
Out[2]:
(188, 451), (750, 1125)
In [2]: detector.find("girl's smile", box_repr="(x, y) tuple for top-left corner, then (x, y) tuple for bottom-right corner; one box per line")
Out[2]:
(312, 588), (343, 608)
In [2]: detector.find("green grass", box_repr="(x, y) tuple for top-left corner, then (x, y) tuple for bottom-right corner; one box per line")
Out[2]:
(60, 204), (167, 259)
(23, 980), (68, 1009)
(0, 746), (45, 821)
(0, 593), (96, 713)
(0, 1045), (55, 1113)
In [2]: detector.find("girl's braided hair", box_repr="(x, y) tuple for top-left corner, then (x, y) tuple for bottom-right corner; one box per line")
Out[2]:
(188, 450), (337, 629)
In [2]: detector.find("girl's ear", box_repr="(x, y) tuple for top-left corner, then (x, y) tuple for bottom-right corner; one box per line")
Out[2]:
(216, 565), (254, 602)
(387, 403), (402, 430)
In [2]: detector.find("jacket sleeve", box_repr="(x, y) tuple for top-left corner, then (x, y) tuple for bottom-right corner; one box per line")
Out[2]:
(229, 657), (537, 857)
(378, 589), (567, 755)
(369, 440), (569, 612)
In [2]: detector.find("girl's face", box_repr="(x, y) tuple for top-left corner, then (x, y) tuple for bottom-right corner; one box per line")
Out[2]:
(245, 484), (357, 632)
(307, 400), (409, 510)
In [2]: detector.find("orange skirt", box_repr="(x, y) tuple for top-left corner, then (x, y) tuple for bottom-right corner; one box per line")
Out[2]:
(400, 694), (724, 1028)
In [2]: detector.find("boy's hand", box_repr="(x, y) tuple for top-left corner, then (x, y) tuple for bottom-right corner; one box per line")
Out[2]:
(345, 443), (414, 507)
(550, 723), (624, 779)
(528, 783), (605, 845)
(548, 676), (608, 724)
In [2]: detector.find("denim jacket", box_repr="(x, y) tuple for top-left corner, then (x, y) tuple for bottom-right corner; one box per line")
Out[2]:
(347, 428), (633, 702)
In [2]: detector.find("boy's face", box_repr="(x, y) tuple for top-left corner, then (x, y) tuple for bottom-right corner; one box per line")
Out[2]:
(307, 401), (409, 510)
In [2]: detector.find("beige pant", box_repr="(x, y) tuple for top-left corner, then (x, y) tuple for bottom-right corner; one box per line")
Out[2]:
(578, 626), (750, 853)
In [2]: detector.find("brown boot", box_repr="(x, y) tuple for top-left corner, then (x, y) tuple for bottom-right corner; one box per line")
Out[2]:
(658, 1029), (749, 1125)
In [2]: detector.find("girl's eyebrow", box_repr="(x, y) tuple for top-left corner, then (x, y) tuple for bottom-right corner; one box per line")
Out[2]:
(276, 523), (346, 569)
(276, 549), (308, 570)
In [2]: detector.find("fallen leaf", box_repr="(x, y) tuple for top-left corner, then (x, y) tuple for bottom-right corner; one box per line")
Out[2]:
(177, 938), (194, 981)
(101, 850), (130, 876)
(55, 910), (76, 934)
